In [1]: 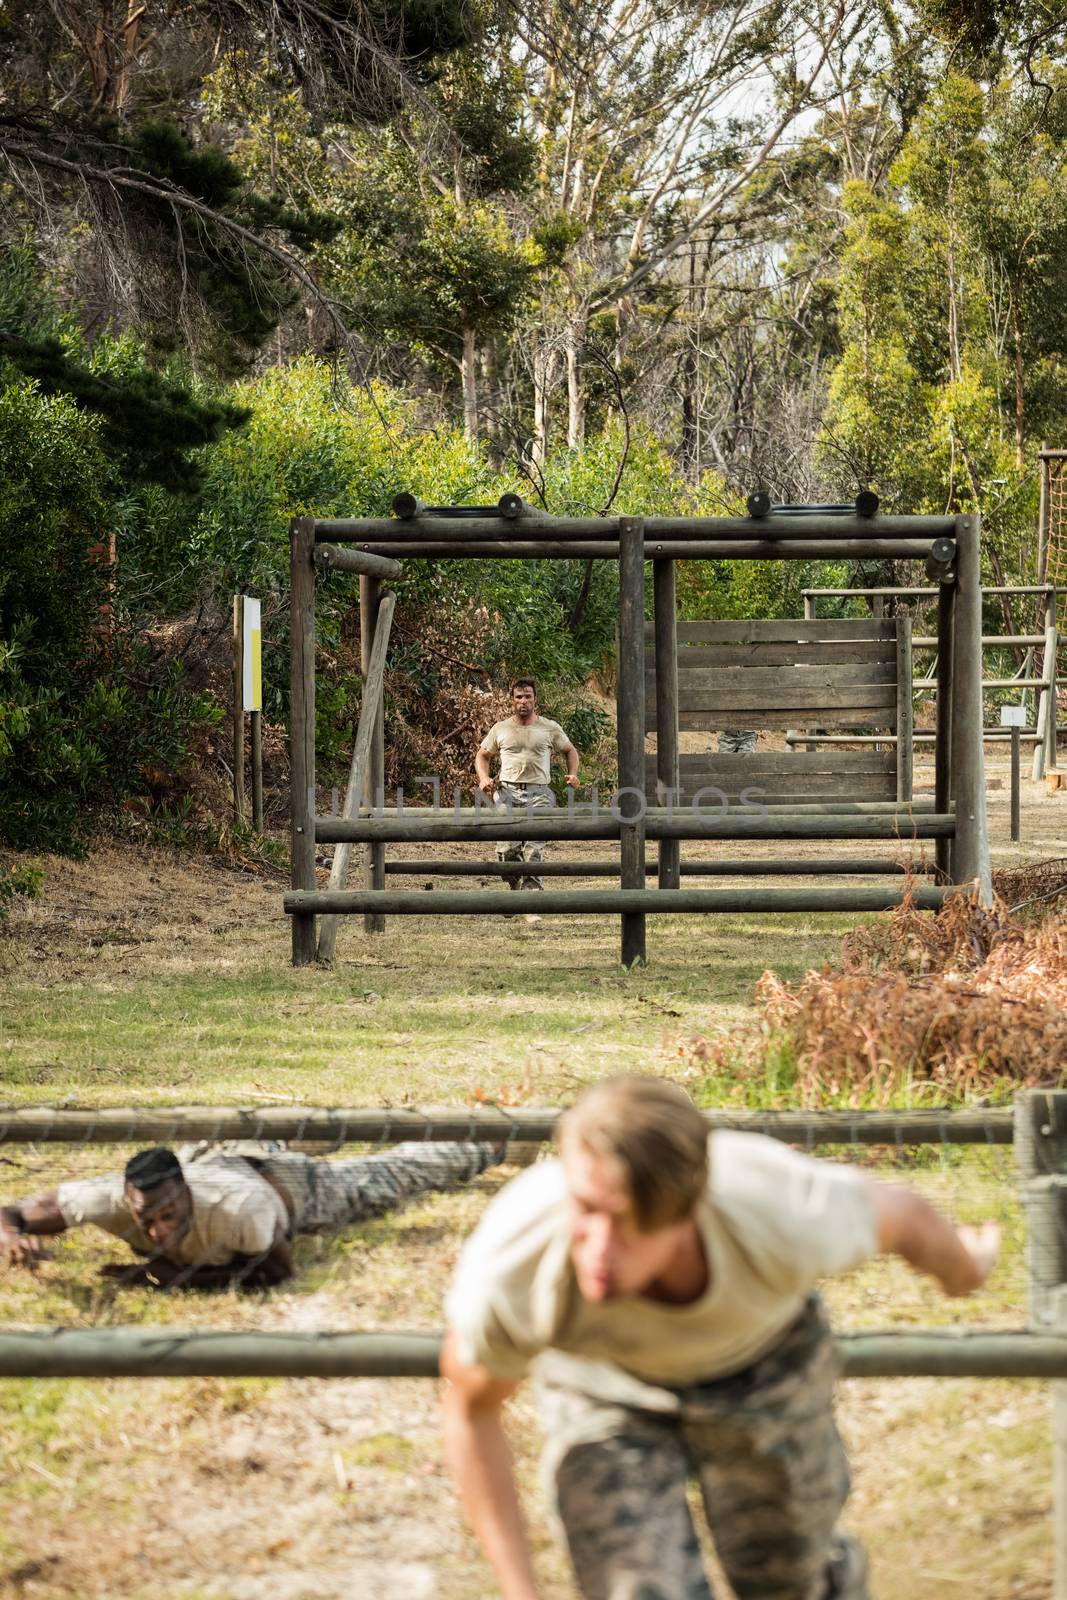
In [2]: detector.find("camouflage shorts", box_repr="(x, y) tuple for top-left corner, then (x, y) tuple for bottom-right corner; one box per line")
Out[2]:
(535, 1296), (867, 1600)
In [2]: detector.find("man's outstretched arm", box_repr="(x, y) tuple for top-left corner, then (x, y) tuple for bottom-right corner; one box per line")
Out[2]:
(866, 1180), (1000, 1296)
(0, 1190), (68, 1268)
(441, 1332), (540, 1600)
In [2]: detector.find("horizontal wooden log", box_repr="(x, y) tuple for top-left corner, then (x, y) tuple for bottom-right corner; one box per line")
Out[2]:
(284, 885), (959, 916)
(662, 665), (898, 693)
(315, 514), (957, 541)
(655, 643), (898, 667)
(659, 620), (898, 643)
(668, 750), (896, 771)
(0, 1104), (1013, 1147)
(671, 687), (898, 712)
(313, 544), (402, 580)
(3, 1326), (1061, 1379)
(661, 751), (897, 773)
(382, 856), (934, 878)
(660, 709), (898, 731)
(344, 801), (933, 819)
(656, 780), (899, 805)
(339, 540), (947, 562)
(912, 635), (1050, 648)
(804, 584), (1054, 598)
(316, 814), (955, 843)
(787, 732), (1040, 744)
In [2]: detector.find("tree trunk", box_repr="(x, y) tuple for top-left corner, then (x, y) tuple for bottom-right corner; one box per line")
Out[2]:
(530, 332), (556, 472)
(566, 327), (585, 449)
(680, 346), (698, 480)
(1012, 296), (1025, 469)
(461, 325), (478, 440)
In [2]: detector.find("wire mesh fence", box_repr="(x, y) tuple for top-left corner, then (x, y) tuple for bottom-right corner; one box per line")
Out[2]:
(0, 1102), (1047, 1348)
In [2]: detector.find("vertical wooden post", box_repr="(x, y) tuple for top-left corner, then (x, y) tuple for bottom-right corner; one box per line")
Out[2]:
(289, 518), (318, 965)
(360, 575), (386, 935)
(1056, 1287), (1067, 1600)
(895, 606), (913, 804)
(950, 515), (992, 900)
(1033, 622), (1057, 782)
(317, 590), (396, 965)
(251, 709), (264, 832)
(934, 581), (955, 878)
(653, 558), (680, 890)
(617, 517), (647, 967)
(1015, 1089), (1067, 1328)
(1047, 623), (1059, 774)
(803, 593), (815, 622)
(1015, 1088), (1067, 1599)
(1010, 725), (1021, 843)
(232, 594), (246, 825)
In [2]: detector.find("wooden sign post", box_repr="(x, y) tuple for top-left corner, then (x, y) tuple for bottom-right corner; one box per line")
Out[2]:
(1002, 702), (1026, 843)
(233, 595), (263, 830)
(243, 596), (263, 832)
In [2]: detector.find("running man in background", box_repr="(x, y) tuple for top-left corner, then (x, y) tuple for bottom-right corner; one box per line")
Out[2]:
(441, 1074), (999, 1600)
(476, 679), (580, 909)
(0, 1140), (502, 1289)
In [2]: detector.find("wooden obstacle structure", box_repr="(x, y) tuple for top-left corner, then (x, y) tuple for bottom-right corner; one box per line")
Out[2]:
(799, 583), (1060, 780)
(286, 502), (992, 967)
(645, 615), (914, 808)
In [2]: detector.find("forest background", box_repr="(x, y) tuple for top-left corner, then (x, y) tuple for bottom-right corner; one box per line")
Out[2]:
(2, 0), (1065, 861)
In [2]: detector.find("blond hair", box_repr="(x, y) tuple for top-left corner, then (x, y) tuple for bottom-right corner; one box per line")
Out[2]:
(558, 1075), (709, 1229)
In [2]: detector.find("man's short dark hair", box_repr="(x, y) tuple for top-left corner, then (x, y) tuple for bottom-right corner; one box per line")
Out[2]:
(124, 1147), (183, 1192)
(510, 678), (536, 695)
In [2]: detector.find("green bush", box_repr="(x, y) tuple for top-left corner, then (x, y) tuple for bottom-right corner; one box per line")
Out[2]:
(0, 378), (220, 853)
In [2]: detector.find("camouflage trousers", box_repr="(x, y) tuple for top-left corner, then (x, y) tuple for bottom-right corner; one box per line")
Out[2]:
(717, 729), (758, 755)
(495, 782), (556, 891)
(535, 1296), (867, 1600)
(182, 1142), (500, 1233)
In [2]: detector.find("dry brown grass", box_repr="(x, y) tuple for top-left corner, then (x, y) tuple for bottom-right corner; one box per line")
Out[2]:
(756, 889), (1067, 1099)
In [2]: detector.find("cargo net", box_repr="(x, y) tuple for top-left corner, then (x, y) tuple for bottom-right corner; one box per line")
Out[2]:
(0, 1109), (1032, 1330)
(1046, 454), (1067, 586)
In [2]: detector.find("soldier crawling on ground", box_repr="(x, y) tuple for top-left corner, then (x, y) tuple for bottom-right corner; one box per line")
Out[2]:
(441, 1074), (1000, 1600)
(0, 1139), (502, 1289)
(476, 679), (580, 921)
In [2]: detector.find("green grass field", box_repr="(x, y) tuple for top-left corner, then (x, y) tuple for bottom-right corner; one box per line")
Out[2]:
(0, 840), (1057, 1599)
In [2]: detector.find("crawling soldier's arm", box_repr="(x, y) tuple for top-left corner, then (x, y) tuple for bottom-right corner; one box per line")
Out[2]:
(441, 1331), (539, 1600)
(0, 1191), (67, 1268)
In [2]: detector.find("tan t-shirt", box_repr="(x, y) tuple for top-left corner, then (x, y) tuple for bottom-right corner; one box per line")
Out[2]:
(56, 1157), (289, 1266)
(446, 1131), (877, 1387)
(479, 715), (570, 784)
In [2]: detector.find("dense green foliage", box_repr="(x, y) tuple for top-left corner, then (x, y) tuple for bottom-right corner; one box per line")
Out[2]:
(3, 4), (1067, 849)
(0, 381), (219, 852)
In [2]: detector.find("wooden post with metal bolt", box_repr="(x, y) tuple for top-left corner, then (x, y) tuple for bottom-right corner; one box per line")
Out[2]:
(360, 575), (387, 934)
(289, 520), (318, 964)
(617, 517), (647, 966)
(653, 558), (680, 889)
(1015, 1088), (1067, 1598)
(232, 594), (246, 824)
(950, 515), (992, 899)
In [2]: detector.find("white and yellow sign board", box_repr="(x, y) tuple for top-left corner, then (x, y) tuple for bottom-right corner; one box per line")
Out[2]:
(242, 595), (262, 712)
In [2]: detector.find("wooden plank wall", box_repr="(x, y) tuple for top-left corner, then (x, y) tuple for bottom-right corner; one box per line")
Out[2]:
(645, 619), (898, 803)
